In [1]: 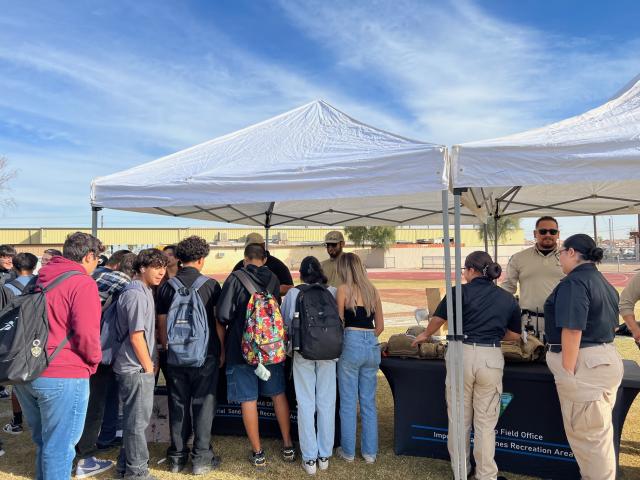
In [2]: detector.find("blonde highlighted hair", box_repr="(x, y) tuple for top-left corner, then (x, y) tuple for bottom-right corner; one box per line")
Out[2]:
(336, 252), (378, 316)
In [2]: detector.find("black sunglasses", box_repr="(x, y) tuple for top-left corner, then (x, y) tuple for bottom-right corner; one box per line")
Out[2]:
(537, 229), (558, 235)
(325, 243), (339, 248)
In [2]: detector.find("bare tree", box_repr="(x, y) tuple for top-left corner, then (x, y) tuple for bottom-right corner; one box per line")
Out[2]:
(0, 157), (16, 208)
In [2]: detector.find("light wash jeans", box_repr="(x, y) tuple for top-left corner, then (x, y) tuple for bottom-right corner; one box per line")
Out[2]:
(15, 377), (90, 480)
(293, 352), (337, 461)
(337, 329), (381, 458)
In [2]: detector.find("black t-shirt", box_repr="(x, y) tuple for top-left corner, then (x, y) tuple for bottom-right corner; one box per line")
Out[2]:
(232, 251), (293, 287)
(544, 263), (618, 346)
(434, 277), (521, 344)
(156, 266), (222, 357)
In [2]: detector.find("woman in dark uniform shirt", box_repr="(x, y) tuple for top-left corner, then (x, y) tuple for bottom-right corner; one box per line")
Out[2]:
(544, 234), (622, 480)
(414, 251), (520, 480)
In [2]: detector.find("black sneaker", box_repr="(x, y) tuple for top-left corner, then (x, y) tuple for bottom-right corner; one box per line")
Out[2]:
(281, 445), (296, 462)
(192, 455), (221, 475)
(251, 450), (266, 468)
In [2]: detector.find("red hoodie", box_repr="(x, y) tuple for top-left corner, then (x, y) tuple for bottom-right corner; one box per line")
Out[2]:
(37, 256), (102, 378)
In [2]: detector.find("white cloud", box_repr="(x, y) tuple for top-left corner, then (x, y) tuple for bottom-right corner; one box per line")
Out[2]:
(279, 0), (640, 144)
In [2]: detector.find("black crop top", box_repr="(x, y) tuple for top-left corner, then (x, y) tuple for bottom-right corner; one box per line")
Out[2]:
(344, 306), (375, 329)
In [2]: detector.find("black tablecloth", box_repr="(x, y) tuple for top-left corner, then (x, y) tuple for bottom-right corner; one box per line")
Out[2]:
(380, 357), (640, 480)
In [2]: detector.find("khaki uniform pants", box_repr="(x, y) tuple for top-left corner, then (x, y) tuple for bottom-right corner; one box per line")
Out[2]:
(547, 344), (623, 480)
(446, 344), (504, 480)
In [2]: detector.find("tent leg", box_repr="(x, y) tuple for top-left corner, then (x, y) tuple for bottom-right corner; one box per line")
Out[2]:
(483, 223), (489, 253)
(265, 202), (275, 251)
(493, 214), (499, 263)
(91, 207), (101, 238)
(443, 190), (466, 480)
(453, 192), (466, 480)
(593, 215), (598, 244)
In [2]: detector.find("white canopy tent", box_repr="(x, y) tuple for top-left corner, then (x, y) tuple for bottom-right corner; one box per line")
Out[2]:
(451, 75), (640, 226)
(90, 100), (471, 479)
(91, 100), (478, 229)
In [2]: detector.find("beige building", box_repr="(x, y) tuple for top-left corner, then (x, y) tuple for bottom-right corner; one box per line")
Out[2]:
(1, 227), (525, 274)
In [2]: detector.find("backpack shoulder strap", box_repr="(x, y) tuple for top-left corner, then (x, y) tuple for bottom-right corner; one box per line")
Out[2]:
(8, 279), (25, 293)
(233, 270), (258, 295)
(191, 275), (209, 291)
(40, 271), (82, 293)
(265, 274), (278, 296)
(167, 276), (184, 291)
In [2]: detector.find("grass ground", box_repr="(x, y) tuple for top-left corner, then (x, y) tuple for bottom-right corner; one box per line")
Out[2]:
(0, 278), (638, 479)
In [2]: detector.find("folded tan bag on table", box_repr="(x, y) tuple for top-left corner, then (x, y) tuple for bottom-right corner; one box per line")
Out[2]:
(419, 341), (447, 359)
(501, 336), (545, 362)
(385, 334), (421, 358)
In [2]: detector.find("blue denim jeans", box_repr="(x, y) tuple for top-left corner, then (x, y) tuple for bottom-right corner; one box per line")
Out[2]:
(15, 377), (90, 480)
(337, 329), (381, 458)
(293, 352), (337, 461)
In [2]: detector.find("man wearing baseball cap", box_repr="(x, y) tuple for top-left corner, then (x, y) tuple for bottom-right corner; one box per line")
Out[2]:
(321, 231), (345, 288)
(232, 232), (294, 296)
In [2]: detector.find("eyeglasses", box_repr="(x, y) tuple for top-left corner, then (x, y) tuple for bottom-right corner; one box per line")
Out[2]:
(537, 228), (558, 235)
(325, 243), (338, 248)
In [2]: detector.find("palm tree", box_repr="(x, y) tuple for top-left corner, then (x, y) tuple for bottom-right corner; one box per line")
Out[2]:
(477, 216), (521, 246)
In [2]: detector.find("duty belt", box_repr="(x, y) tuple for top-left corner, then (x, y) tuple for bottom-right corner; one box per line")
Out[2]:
(546, 342), (612, 353)
(463, 340), (500, 348)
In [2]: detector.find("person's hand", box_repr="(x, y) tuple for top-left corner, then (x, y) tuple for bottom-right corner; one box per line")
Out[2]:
(632, 328), (640, 345)
(411, 332), (431, 347)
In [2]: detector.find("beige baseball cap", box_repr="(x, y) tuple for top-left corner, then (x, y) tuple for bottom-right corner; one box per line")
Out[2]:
(324, 231), (345, 243)
(244, 232), (265, 246)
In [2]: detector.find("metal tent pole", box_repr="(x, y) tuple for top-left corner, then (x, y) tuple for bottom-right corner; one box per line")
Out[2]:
(442, 191), (462, 479)
(493, 214), (499, 262)
(91, 207), (102, 238)
(264, 202), (275, 251)
(453, 191), (467, 479)
(483, 223), (489, 253)
(593, 215), (598, 244)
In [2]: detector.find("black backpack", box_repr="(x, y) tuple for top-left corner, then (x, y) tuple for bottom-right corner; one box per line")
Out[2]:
(0, 271), (81, 384)
(293, 284), (343, 360)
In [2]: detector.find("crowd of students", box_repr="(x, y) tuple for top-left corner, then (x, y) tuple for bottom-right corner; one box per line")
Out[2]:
(0, 230), (384, 480)
(1, 220), (637, 480)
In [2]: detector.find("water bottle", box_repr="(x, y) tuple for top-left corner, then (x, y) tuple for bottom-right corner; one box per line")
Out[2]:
(292, 312), (301, 351)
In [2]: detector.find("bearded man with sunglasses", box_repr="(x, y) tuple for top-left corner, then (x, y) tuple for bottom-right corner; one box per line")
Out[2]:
(501, 216), (565, 342)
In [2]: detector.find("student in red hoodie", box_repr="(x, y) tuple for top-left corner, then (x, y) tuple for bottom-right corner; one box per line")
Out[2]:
(14, 232), (104, 480)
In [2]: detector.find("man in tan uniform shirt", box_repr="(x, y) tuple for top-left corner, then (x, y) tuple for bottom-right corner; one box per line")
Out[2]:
(320, 231), (344, 288)
(619, 272), (640, 344)
(501, 216), (565, 341)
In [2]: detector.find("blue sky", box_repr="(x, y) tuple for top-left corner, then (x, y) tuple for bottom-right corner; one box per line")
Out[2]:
(0, 0), (639, 240)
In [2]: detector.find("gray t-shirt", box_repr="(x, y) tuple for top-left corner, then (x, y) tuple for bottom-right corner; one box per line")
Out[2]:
(113, 280), (157, 375)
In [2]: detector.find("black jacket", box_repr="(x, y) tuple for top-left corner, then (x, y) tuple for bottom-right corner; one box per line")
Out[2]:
(217, 264), (280, 366)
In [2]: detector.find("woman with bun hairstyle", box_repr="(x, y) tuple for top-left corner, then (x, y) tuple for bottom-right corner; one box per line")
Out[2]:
(280, 257), (338, 475)
(335, 252), (384, 464)
(544, 234), (622, 480)
(413, 251), (521, 480)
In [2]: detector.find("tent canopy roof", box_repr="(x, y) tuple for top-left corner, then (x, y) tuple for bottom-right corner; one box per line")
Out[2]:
(91, 100), (457, 226)
(451, 75), (640, 220)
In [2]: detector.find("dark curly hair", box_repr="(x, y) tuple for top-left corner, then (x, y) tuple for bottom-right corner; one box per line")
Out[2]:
(0, 245), (17, 258)
(176, 236), (210, 263)
(118, 252), (137, 278)
(133, 248), (169, 273)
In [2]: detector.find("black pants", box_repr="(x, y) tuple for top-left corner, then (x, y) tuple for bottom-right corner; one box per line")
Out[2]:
(166, 356), (219, 467)
(76, 364), (115, 458)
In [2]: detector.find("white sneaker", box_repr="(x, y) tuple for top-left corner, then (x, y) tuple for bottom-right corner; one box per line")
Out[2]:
(335, 447), (354, 462)
(302, 459), (317, 475)
(317, 457), (329, 470)
(363, 454), (376, 464)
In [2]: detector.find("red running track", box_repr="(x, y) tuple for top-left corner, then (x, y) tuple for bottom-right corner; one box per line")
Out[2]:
(213, 270), (636, 287)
